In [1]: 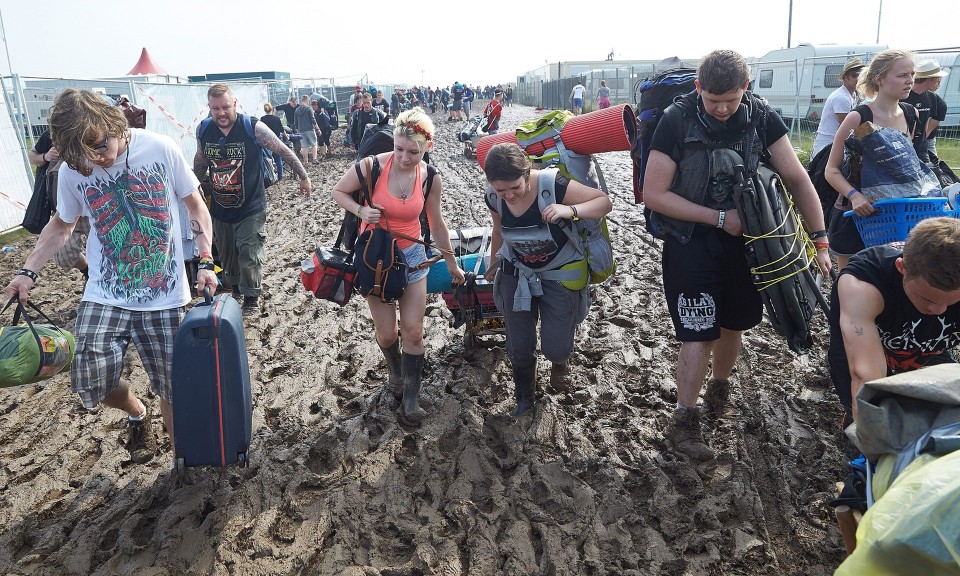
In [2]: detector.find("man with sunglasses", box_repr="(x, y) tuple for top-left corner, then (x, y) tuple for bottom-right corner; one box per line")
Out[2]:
(4, 88), (219, 465)
(195, 83), (312, 316)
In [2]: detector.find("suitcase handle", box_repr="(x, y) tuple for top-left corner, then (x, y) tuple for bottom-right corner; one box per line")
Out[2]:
(203, 286), (213, 305)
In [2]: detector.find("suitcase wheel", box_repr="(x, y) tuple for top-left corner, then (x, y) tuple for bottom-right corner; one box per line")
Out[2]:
(238, 451), (249, 468)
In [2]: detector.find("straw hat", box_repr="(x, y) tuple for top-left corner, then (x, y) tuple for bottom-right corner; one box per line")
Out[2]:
(915, 59), (949, 79)
(841, 58), (865, 77)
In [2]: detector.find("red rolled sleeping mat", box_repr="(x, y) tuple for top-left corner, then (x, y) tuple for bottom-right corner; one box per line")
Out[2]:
(476, 103), (637, 169)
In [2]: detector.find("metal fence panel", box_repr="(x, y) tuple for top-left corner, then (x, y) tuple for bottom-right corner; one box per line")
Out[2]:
(0, 83), (34, 232)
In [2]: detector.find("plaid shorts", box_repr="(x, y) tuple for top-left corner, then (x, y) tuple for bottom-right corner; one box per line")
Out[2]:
(71, 301), (184, 408)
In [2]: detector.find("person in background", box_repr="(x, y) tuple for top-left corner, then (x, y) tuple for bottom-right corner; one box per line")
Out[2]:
(276, 96), (301, 159)
(904, 59), (949, 163)
(350, 92), (387, 155)
(27, 129), (90, 278)
(348, 85), (363, 110)
(482, 88), (504, 135)
(331, 108), (464, 425)
(294, 94), (319, 164)
(812, 58), (864, 157)
(596, 80), (611, 110)
(569, 81), (586, 115)
(901, 58), (949, 163)
(314, 101), (332, 160)
(373, 90), (390, 116)
(463, 85), (474, 118)
(481, 142), (613, 417)
(261, 103), (290, 179)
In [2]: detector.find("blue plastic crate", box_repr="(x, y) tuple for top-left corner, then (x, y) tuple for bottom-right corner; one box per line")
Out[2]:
(844, 198), (960, 247)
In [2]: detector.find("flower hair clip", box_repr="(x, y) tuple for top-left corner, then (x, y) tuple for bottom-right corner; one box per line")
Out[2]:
(398, 121), (432, 141)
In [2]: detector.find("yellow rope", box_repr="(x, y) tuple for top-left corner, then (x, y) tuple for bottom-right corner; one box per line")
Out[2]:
(742, 173), (816, 291)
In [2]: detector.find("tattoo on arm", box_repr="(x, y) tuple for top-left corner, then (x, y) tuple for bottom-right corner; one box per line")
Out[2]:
(190, 219), (203, 236)
(854, 324), (864, 337)
(256, 122), (307, 179)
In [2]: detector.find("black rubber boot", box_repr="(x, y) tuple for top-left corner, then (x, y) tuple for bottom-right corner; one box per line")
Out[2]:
(549, 362), (571, 394)
(400, 353), (426, 424)
(378, 339), (402, 400)
(510, 364), (537, 418)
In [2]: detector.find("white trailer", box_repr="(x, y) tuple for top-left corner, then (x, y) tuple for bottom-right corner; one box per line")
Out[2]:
(750, 43), (887, 125)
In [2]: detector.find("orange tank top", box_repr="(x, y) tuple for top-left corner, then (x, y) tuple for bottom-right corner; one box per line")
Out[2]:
(361, 155), (425, 249)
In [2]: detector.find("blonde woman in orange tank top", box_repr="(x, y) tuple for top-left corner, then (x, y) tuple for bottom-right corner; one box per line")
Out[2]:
(332, 108), (464, 425)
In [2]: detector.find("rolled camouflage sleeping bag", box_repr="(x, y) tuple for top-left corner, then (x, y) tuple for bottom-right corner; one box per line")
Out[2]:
(0, 298), (75, 388)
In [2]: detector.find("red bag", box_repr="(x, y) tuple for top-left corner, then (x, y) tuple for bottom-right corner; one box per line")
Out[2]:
(300, 247), (356, 306)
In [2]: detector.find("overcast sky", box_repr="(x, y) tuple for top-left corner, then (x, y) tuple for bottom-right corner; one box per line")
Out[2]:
(1, 0), (953, 88)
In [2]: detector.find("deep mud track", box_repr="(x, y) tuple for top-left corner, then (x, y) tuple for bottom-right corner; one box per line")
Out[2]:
(0, 104), (849, 575)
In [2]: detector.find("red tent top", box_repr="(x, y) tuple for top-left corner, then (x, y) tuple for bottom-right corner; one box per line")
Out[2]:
(127, 47), (167, 76)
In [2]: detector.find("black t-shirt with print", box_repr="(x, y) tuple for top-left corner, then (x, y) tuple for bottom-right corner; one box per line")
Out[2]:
(485, 174), (572, 269)
(198, 115), (265, 223)
(829, 245), (960, 374)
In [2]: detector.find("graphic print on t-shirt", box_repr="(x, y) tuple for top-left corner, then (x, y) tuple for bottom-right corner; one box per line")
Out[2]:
(203, 140), (246, 208)
(880, 316), (960, 372)
(82, 162), (177, 302)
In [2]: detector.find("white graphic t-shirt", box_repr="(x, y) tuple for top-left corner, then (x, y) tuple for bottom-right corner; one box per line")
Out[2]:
(56, 129), (200, 311)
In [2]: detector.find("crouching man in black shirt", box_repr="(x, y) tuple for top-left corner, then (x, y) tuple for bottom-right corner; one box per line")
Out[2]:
(829, 217), (960, 425)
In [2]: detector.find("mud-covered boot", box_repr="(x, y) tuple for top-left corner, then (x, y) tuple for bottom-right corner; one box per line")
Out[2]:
(548, 362), (571, 394)
(400, 353), (427, 424)
(511, 364), (537, 418)
(704, 377), (731, 417)
(379, 340), (403, 400)
(669, 406), (715, 461)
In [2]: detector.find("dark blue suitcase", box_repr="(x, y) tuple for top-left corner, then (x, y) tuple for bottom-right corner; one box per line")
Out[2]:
(171, 289), (252, 469)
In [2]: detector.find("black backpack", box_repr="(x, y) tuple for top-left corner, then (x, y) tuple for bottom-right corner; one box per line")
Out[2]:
(631, 68), (697, 206)
(806, 144), (836, 222)
(356, 116), (396, 159)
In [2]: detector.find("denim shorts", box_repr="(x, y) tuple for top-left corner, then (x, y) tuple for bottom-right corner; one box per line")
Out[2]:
(402, 243), (430, 285)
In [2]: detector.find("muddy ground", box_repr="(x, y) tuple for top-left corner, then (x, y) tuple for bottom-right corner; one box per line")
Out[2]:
(0, 103), (850, 575)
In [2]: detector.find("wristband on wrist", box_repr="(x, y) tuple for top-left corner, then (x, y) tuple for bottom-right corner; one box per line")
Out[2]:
(716, 210), (726, 229)
(570, 205), (580, 221)
(356, 206), (363, 219)
(809, 230), (828, 240)
(17, 268), (38, 282)
(846, 188), (859, 200)
(814, 241), (830, 251)
(197, 261), (216, 271)
(199, 251), (213, 260)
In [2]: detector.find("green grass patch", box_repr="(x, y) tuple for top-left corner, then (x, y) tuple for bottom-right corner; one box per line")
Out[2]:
(792, 126), (960, 171)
